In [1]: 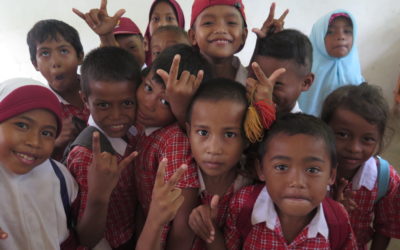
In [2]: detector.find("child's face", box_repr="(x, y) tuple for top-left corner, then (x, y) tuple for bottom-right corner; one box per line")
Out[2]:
(116, 35), (145, 68)
(149, 2), (179, 36)
(136, 71), (175, 128)
(82, 80), (136, 138)
(324, 17), (353, 58)
(252, 56), (313, 114)
(151, 31), (189, 62)
(187, 99), (246, 177)
(259, 133), (335, 219)
(0, 109), (57, 174)
(189, 5), (247, 60)
(34, 34), (82, 94)
(328, 108), (380, 172)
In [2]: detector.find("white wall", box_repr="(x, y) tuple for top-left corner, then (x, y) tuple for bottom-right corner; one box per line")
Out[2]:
(1, 0), (399, 106)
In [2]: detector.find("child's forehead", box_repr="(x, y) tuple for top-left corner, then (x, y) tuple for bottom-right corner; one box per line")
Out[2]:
(197, 5), (243, 20)
(329, 16), (353, 28)
(38, 33), (70, 46)
(152, 1), (175, 16)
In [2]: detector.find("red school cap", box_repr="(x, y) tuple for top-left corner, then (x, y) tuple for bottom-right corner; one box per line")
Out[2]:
(113, 17), (142, 36)
(190, 0), (247, 27)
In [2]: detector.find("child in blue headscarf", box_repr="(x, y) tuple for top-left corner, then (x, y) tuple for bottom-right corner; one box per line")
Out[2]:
(298, 10), (364, 116)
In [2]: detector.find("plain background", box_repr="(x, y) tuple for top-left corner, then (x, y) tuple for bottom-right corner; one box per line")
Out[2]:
(0, 1), (399, 248)
(1, 0), (399, 108)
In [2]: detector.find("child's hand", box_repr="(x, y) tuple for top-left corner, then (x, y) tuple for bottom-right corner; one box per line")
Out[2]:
(188, 195), (219, 244)
(0, 227), (7, 239)
(88, 131), (137, 202)
(55, 116), (79, 149)
(156, 54), (204, 127)
(147, 158), (188, 226)
(335, 177), (358, 212)
(72, 0), (125, 37)
(252, 2), (289, 38)
(246, 62), (286, 103)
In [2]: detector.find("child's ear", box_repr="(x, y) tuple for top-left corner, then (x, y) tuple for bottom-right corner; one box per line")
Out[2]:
(301, 72), (315, 91)
(77, 52), (84, 65)
(144, 37), (149, 52)
(79, 90), (89, 109)
(185, 122), (191, 136)
(255, 158), (266, 181)
(328, 165), (337, 185)
(32, 60), (39, 71)
(188, 28), (198, 46)
(241, 27), (248, 47)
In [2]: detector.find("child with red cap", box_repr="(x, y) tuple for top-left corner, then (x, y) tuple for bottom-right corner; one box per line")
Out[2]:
(0, 78), (78, 249)
(188, 0), (248, 84)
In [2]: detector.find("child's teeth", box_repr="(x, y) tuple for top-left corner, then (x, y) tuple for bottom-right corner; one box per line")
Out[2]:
(17, 153), (35, 161)
(111, 125), (123, 129)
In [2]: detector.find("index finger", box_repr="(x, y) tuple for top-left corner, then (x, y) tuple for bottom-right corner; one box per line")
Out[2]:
(92, 131), (101, 157)
(267, 67), (286, 83)
(100, 0), (107, 11)
(167, 164), (188, 187)
(154, 158), (168, 188)
(169, 54), (181, 85)
(72, 8), (86, 20)
(278, 9), (289, 22)
(265, 2), (276, 25)
(251, 62), (269, 85)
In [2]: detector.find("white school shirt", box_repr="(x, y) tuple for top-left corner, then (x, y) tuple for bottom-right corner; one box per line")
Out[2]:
(351, 157), (378, 191)
(0, 159), (78, 250)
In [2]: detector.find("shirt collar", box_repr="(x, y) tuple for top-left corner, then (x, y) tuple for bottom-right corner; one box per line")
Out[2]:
(290, 101), (302, 113)
(88, 115), (128, 156)
(351, 157), (377, 190)
(232, 56), (248, 86)
(197, 168), (251, 194)
(144, 127), (161, 136)
(49, 88), (70, 105)
(251, 186), (329, 240)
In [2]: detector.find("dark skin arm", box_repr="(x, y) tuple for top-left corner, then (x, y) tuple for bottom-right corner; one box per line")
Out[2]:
(370, 232), (391, 250)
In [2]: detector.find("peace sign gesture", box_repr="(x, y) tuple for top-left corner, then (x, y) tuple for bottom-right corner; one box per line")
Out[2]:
(252, 2), (289, 38)
(73, 0), (125, 36)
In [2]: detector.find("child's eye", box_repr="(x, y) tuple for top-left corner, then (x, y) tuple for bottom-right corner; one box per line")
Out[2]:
(152, 51), (161, 56)
(151, 16), (160, 22)
(224, 131), (237, 138)
(166, 16), (176, 22)
(144, 84), (153, 92)
(123, 100), (135, 107)
(326, 29), (334, 35)
(96, 102), (109, 109)
(227, 21), (238, 26)
(15, 122), (28, 130)
(197, 130), (208, 136)
(306, 167), (321, 174)
(275, 82), (283, 87)
(202, 21), (213, 26)
(344, 29), (353, 34)
(274, 164), (288, 171)
(363, 136), (377, 144)
(335, 131), (349, 139)
(60, 48), (69, 55)
(160, 98), (170, 106)
(39, 51), (50, 57)
(41, 130), (55, 138)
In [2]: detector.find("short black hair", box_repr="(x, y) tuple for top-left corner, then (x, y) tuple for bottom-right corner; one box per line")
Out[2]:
(151, 43), (212, 85)
(80, 46), (142, 96)
(258, 113), (337, 168)
(115, 33), (144, 41)
(152, 25), (188, 41)
(255, 29), (313, 74)
(27, 19), (84, 65)
(321, 83), (389, 153)
(186, 78), (248, 124)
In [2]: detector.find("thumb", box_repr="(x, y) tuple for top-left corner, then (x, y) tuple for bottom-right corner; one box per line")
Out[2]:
(112, 8), (126, 20)
(156, 69), (170, 86)
(118, 151), (138, 170)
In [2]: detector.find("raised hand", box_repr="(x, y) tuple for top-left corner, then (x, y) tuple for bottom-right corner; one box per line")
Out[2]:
(188, 195), (220, 244)
(87, 131), (137, 201)
(147, 158), (188, 226)
(252, 2), (289, 38)
(0, 227), (7, 240)
(54, 116), (78, 149)
(246, 62), (286, 103)
(335, 177), (358, 212)
(156, 54), (204, 127)
(72, 0), (125, 36)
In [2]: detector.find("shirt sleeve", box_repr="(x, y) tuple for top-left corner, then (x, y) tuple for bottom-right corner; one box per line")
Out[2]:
(374, 165), (400, 238)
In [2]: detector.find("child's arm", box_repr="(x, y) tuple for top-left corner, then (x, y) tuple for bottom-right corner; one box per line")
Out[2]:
(0, 227), (7, 240)
(53, 116), (78, 159)
(334, 178), (358, 212)
(370, 233), (391, 250)
(73, 0), (124, 47)
(157, 55), (204, 129)
(75, 132), (137, 247)
(136, 159), (187, 250)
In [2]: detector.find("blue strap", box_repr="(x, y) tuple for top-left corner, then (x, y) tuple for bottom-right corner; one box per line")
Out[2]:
(50, 159), (72, 229)
(376, 156), (390, 203)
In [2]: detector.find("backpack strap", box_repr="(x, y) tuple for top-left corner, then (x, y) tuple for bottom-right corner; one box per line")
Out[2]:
(62, 126), (116, 163)
(237, 184), (264, 241)
(322, 197), (350, 250)
(50, 159), (73, 229)
(376, 156), (390, 203)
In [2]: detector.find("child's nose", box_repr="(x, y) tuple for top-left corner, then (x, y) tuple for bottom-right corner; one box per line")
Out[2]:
(288, 168), (306, 188)
(206, 135), (223, 155)
(346, 138), (362, 153)
(51, 54), (62, 68)
(26, 131), (40, 148)
(214, 21), (227, 34)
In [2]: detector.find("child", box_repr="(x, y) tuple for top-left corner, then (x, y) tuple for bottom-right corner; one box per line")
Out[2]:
(223, 113), (357, 249)
(188, 0), (248, 83)
(150, 25), (190, 62)
(27, 19), (89, 161)
(298, 10), (364, 116)
(321, 83), (400, 249)
(249, 29), (314, 115)
(144, 0), (185, 65)
(66, 47), (142, 249)
(186, 78), (256, 250)
(0, 78), (77, 249)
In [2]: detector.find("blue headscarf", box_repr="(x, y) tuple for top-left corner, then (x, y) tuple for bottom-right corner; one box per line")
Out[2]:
(298, 9), (364, 116)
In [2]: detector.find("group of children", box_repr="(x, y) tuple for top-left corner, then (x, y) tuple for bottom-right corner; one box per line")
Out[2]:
(0, 0), (399, 249)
